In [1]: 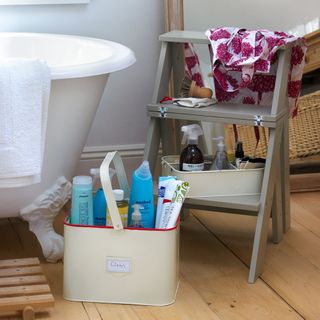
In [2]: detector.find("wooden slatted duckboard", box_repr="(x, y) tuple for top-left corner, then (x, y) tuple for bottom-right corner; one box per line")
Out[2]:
(0, 257), (54, 320)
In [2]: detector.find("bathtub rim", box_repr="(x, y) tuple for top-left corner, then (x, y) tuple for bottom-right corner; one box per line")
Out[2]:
(0, 32), (136, 80)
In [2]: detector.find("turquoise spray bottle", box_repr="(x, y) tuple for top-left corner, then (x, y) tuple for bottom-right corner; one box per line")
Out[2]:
(128, 160), (155, 228)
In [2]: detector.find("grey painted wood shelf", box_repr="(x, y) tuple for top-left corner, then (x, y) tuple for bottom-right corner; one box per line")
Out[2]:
(147, 103), (286, 127)
(144, 30), (292, 283)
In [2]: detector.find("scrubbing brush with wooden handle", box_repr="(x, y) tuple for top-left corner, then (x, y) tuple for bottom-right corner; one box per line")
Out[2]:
(179, 76), (213, 98)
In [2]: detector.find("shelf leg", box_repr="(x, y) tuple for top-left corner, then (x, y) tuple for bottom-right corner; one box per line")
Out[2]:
(248, 125), (281, 283)
(281, 116), (291, 232)
(272, 148), (283, 244)
(144, 117), (161, 175)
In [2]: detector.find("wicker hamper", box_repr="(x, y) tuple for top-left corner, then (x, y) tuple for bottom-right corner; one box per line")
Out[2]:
(225, 90), (320, 160)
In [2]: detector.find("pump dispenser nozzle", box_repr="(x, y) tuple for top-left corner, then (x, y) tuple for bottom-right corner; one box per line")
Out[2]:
(212, 136), (225, 151)
(181, 124), (203, 145)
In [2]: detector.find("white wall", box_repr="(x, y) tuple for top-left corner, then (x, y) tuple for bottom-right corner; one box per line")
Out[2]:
(184, 0), (320, 32)
(0, 0), (164, 174)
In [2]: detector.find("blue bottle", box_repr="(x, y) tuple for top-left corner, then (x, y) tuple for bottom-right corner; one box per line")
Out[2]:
(70, 176), (94, 225)
(128, 160), (155, 228)
(93, 188), (107, 226)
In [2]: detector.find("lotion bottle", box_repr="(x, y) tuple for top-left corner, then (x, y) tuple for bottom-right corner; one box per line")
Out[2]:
(179, 124), (204, 171)
(107, 189), (128, 227)
(70, 176), (93, 225)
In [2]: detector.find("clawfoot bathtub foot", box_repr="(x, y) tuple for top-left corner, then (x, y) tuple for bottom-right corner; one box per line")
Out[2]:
(20, 176), (72, 262)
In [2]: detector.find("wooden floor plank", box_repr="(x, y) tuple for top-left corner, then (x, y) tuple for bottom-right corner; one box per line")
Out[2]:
(179, 214), (302, 320)
(130, 278), (222, 320)
(83, 302), (102, 320)
(94, 278), (221, 320)
(291, 192), (320, 238)
(95, 303), (140, 320)
(291, 192), (320, 219)
(193, 192), (320, 320)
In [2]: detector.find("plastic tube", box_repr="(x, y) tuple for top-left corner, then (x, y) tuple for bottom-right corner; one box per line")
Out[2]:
(163, 181), (190, 229)
(158, 180), (183, 229)
(155, 176), (176, 228)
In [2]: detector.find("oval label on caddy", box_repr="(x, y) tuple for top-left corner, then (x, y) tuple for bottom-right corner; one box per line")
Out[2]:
(106, 257), (131, 273)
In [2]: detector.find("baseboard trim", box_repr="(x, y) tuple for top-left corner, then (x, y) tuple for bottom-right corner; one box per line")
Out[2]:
(81, 144), (145, 160)
(290, 172), (320, 193)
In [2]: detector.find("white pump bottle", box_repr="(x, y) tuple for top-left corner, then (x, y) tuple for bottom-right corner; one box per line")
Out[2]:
(211, 136), (231, 170)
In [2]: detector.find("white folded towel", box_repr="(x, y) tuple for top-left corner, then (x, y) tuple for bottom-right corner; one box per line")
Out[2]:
(0, 58), (51, 188)
(173, 97), (216, 108)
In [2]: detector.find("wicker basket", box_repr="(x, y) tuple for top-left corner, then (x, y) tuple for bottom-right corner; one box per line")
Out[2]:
(225, 90), (320, 160)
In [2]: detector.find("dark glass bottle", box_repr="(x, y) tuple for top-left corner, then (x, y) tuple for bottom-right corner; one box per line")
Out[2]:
(235, 141), (244, 168)
(180, 144), (204, 171)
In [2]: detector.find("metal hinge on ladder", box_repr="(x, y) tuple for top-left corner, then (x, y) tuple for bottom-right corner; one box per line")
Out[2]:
(254, 115), (263, 126)
(159, 106), (168, 118)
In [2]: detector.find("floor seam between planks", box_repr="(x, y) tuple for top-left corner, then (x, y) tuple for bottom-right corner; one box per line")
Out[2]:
(192, 211), (307, 320)
(292, 215), (320, 240)
(82, 302), (102, 320)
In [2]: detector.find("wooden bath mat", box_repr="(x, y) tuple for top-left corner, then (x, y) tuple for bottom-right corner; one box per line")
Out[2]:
(0, 257), (54, 320)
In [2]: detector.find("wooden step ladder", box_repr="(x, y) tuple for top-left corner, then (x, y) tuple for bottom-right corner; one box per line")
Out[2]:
(0, 258), (54, 320)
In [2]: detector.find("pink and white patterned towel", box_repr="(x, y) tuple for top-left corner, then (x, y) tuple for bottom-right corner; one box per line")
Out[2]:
(184, 43), (204, 88)
(205, 27), (307, 117)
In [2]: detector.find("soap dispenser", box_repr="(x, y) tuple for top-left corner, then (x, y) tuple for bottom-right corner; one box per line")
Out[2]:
(129, 204), (143, 228)
(211, 136), (231, 170)
(179, 124), (204, 171)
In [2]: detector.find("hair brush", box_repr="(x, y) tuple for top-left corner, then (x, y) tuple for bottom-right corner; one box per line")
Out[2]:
(179, 76), (213, 98)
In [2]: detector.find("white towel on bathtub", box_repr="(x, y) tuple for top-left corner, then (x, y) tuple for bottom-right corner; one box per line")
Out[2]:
(0, 58), (51, 188)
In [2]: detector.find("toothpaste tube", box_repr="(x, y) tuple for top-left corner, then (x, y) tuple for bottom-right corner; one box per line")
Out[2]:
(155, 176), (176, 228)
(163, 181), (190, 229)
(158, 180), (183, 229)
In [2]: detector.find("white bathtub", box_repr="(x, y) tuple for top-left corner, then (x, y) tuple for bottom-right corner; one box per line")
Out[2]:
(0, 32), (135, 261)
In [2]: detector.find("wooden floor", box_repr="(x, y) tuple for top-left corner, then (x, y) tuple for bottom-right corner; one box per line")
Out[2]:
(0, 191), (319, 319)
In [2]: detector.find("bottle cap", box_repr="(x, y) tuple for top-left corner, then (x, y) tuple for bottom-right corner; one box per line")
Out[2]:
(73, 175), (92, 185)
(90, 168), (100, 176)
(113, 189), (124, 201)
